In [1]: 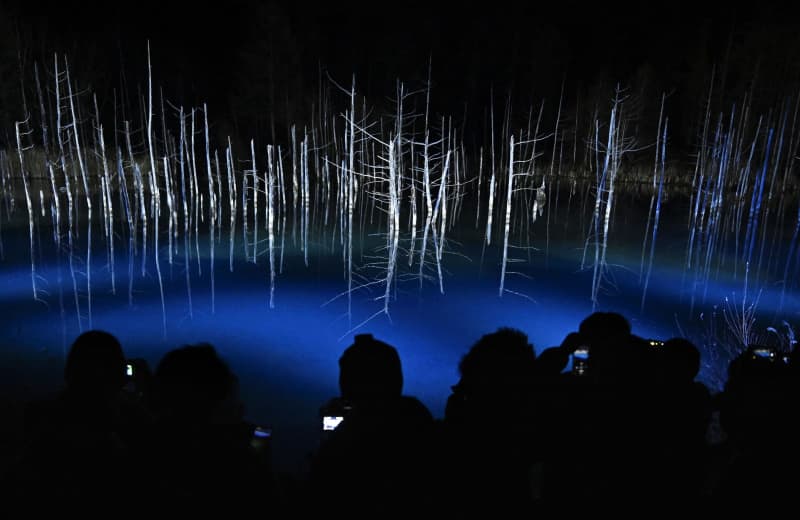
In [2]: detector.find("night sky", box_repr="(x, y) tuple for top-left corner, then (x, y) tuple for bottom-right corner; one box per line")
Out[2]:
(2, 1), (799, 148)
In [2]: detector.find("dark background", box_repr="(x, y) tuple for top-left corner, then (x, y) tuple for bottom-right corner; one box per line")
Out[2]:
(1, 1), (799, 154)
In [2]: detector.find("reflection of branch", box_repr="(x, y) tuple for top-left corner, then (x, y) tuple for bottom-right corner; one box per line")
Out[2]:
(722, 263), (762, 350)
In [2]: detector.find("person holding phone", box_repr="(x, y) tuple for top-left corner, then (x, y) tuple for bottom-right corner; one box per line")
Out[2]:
(308, 334), (438, 517)
(145, 343), (273, 512)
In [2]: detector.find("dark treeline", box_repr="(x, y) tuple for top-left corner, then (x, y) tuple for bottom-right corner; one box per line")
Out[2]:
(1, 1), (799, 162)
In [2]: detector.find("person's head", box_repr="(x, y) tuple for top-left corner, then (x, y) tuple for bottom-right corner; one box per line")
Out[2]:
(153, 343), (241, 423)
(64, 330), (127, 395)
(578, 312), (631, 345)
(455, 327), (536, 398)
(338, 334), (403, 404)
(585, 332), (653, 383)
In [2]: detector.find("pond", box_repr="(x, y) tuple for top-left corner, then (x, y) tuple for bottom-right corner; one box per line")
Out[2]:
(1, 68), (799, 472)
(1, 163), (796, 473)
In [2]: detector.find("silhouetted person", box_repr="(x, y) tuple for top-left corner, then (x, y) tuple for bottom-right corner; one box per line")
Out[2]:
(539, 317), (662, 512)
(338, 333), (404, 406)
(309, 334), (437, 518)
(574, 311), (637, 384)
(714, 344), (797, 509)
(647, 338), (713, 504)
(660, 338), (703, 384)
(64, 330), (127, 396)
(443, 327), (539, 517)
(7, 331), (149, 511)
(578, 311), (631, 342)
(146, 343), (271, 513)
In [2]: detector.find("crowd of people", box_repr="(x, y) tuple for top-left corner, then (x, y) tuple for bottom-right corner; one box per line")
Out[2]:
(2, 311), (798, 516)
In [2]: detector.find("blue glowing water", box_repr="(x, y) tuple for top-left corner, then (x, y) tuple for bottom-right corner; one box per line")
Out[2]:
(1, 186), (797, 472)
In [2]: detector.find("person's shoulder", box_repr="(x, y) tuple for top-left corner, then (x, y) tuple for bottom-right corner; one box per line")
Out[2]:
(397, 395), (434, 422)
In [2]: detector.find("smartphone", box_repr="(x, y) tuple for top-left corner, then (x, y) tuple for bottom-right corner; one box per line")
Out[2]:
(323, 416), (344, 431)
(126, 363), (134, 377)
(253, 426), (272, 439)
(648, 339), (664, 348)
(751, 347), (775, 360)
(250, 425), (272, 460)
(572, 347), (589, 376)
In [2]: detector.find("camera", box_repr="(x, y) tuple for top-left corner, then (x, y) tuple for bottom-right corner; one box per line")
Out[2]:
(572, 347), (589, 376)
